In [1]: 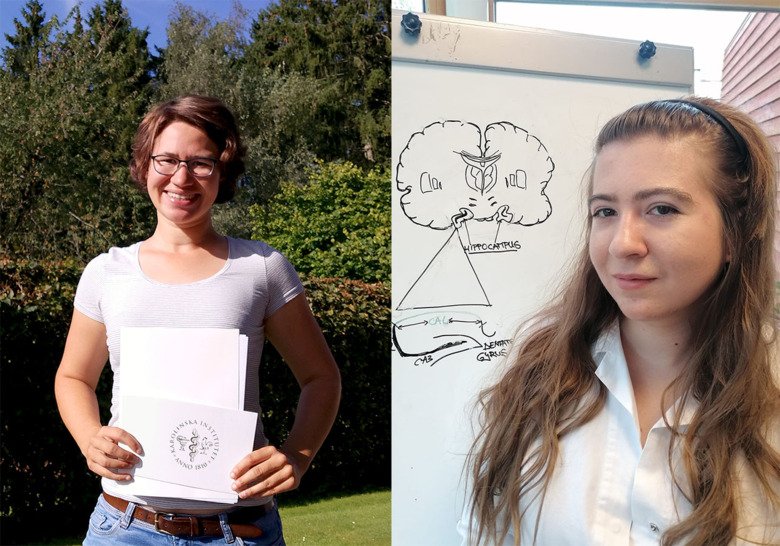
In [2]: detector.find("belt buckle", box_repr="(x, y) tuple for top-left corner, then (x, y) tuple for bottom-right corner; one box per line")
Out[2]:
(154, 512), (199, 537)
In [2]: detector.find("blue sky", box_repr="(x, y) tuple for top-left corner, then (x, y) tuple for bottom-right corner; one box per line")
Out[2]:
(1, 0), (274, 52)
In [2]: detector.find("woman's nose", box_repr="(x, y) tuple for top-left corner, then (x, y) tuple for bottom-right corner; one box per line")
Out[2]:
(169, 162), (193, 185)
(609, 215), (648, 258)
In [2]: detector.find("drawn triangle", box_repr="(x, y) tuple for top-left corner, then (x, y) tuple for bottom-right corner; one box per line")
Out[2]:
(397, 229), (490, 310)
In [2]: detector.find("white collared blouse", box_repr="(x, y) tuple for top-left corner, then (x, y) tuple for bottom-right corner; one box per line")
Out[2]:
(458, 323), (779, 545)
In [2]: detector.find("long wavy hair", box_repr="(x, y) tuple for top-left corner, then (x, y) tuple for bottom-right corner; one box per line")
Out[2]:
(466, 97), (780, 545)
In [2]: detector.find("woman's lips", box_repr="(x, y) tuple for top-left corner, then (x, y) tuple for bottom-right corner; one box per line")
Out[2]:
(164, 190), (199, 205)
(613, 274), (655, 289)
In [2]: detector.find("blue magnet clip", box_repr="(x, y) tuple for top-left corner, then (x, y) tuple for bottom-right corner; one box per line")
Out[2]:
(638, 40), (657, 60)
(401, 12), (422, 37)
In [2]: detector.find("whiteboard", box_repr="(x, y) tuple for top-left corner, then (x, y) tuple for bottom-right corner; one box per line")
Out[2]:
(391, 11), (693, 545)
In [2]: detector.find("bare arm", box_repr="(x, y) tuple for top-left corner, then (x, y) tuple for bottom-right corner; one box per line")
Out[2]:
(54, 309), (141, 480)
(230, 293), (341, 498)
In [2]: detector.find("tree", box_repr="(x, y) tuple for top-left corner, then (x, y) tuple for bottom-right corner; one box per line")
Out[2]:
(249, 161), (390, 283)
(158, 2), (339, 237)
(83, 0), (154, 119)
(247, 0), (390, 167)
(157, 2), (247, 101)
(1, 0), (54, 76)
(0, 0), (392, 264)
(0, 0), (155, 261)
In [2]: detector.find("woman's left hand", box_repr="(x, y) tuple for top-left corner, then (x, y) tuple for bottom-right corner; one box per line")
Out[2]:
(230, 445), (304, 499)
(229, 294), (340, 500)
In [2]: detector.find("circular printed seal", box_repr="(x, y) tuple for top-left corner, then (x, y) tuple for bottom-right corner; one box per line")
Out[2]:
(169, 420), (220, 470)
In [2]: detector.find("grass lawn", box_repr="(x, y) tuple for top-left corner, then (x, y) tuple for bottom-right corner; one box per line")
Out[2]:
(18, 489), (390, 546)
(279, 490), (390, 545)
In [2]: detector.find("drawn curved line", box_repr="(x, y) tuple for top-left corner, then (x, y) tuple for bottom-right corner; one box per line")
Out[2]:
(480, 323), (497, 338)
(430, 345), (482, 367)
(483, 164), (498, 194)
(452, 208), (472, 230)
(393, 320), (428, 329)
(396, 309), (486, 326)
(459, 150), (502, 168)
(431, 333), (482, 347)
(392, 324), (467, 357)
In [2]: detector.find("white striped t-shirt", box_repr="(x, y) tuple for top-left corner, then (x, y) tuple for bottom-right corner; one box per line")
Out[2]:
(73, 236), (303, 511)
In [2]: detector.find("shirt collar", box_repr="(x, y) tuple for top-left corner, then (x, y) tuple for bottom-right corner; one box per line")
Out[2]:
(593, 323), (698, 429)
(593, 322), (637, 419)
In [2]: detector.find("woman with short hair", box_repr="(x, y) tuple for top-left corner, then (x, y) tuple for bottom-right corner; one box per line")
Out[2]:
(55, 95), (341, 545)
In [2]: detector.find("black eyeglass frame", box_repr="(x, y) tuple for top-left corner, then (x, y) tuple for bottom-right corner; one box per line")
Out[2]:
(150, 155), (219, 178)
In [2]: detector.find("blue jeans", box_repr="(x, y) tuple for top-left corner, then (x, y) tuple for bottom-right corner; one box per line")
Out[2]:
(83, 494), (286, 546)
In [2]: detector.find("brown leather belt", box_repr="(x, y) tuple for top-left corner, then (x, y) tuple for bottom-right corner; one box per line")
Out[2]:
(102, 492), (265, 538)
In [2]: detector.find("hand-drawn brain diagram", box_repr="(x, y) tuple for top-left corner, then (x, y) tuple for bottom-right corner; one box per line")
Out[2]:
(396, 120), (555, 229)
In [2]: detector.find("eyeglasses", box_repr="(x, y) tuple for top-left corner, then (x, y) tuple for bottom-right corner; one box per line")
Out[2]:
(150, 155), (218, 178)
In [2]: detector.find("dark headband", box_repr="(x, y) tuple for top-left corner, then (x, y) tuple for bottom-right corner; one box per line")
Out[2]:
(664, 99), (750, 171)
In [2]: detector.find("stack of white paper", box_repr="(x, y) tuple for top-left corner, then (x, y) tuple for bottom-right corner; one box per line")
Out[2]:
(115, 327), (257, 503)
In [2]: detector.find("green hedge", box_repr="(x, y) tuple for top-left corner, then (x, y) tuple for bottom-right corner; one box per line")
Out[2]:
(0, 259), (389, 543)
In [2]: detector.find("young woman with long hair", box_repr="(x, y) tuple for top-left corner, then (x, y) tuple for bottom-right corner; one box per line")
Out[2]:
(460, 97), (780, 545)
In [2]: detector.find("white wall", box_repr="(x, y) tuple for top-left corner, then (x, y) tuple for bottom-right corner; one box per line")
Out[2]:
(391, 11), (692, 545)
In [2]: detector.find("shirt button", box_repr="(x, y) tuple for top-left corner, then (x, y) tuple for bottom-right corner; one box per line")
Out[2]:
(649, 523), (660, 533)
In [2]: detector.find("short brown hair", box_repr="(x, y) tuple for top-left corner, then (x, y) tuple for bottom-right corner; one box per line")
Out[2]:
(129, 95), (246, 203)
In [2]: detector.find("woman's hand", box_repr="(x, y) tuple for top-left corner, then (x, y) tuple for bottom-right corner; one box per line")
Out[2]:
(229, 294), (340, 500)
(56, 310), (144, 482)
(230, 445), (304, 499)
(84, 425), (143, 481)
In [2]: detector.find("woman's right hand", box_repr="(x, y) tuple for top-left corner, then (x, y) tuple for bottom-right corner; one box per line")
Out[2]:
(84, 425), (143, 481)
(55, 311), (142, 481)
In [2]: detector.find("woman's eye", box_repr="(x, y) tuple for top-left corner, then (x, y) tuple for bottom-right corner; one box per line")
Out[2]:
(158, 157), (177, 166)
(592, 208), (616, 218)
(649, 205), (678, 216)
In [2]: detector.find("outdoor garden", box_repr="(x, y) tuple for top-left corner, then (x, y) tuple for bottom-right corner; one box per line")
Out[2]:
(0, 0), (391, 543)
